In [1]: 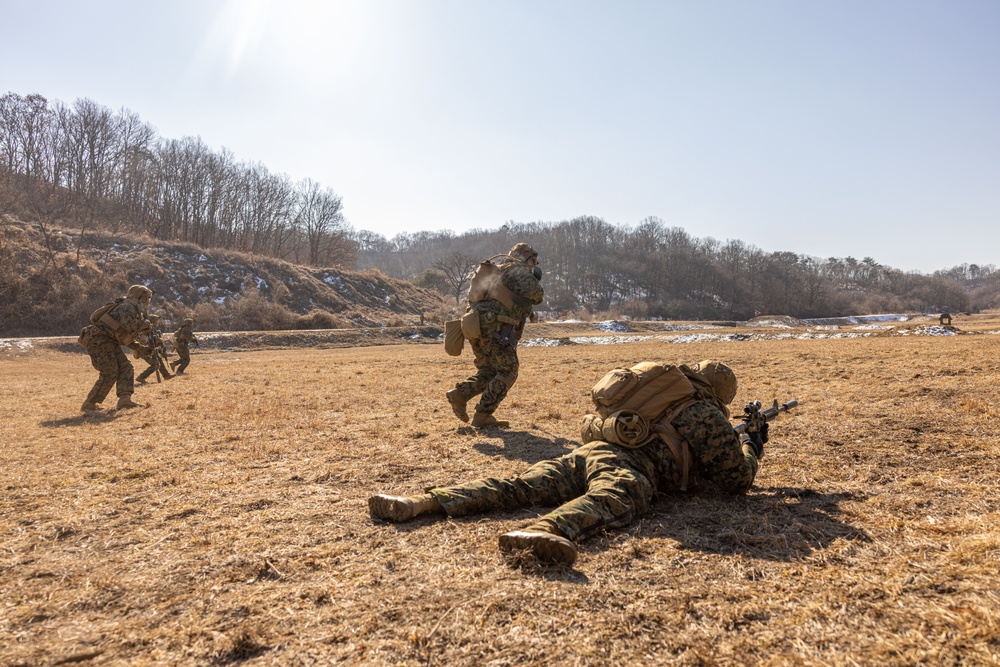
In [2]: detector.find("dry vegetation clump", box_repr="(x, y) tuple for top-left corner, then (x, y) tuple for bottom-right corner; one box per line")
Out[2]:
(2, 329), (1000, 665)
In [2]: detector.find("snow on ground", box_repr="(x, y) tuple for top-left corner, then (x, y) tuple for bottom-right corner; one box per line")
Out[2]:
(0, 339), (35, 352)
(897, 325), (957, 336)
(593, 320), (630, 333)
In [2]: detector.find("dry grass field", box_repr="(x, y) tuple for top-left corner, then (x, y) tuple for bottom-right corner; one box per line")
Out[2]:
(3, 314), (1000, 666)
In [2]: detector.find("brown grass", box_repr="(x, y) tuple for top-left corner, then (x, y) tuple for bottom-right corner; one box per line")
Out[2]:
(2, 318), (1000, 665)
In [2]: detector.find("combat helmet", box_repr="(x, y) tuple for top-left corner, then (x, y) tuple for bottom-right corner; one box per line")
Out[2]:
(508, 242), (538, 264)
(127, 285), (153, 302)
(183, 318), (194, 326)
(691, 360), (738, 405)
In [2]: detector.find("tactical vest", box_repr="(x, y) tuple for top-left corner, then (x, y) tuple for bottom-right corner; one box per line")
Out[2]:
(90, 297), (125, 326)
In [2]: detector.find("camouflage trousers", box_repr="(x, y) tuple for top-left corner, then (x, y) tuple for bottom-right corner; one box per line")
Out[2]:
(84, 336), (135, 403)
(173, 345), (191, 373)
(452, 333), (519, 415)
(429, 402), (759, 542)
(136, 355), (170, 382)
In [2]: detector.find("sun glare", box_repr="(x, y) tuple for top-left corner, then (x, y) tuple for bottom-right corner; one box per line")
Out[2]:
(205, 0), (389, 88)
(217, 0), (274, 76)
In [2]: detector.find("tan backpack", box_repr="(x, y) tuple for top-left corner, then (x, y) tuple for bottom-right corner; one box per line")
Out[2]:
(582, 362), (700, 489)
(589, 362), (697, 423)
(466, 256), (517, 309)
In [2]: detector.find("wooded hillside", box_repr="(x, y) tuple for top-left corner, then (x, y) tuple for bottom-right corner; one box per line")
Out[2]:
(0, 220), (450, 338)
(4, 91), (998, 328)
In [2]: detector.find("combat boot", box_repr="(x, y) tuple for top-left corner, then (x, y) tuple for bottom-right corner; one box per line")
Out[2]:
(81, 401), (101, 412)
(499, 529), (578, 566)
(116, 394), (141, 410)
(446, 389), (470, 423)
(472, 411), (509, 429)
(368, 494), (443, 522)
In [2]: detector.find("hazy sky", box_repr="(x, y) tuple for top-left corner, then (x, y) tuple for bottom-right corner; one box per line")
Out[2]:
(3, 0), (998, 273)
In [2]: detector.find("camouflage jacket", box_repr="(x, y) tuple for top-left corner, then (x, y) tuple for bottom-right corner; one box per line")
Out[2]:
(174, 325), (197, 347)
(94, 299), (149, 346)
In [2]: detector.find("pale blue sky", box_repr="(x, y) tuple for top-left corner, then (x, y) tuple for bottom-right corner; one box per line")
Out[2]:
(3, 0), (998, 273)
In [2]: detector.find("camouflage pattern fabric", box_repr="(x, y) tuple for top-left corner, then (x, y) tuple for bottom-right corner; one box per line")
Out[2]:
(173, 325), (197, 373)
(136, 357), (170, 382)
(136, 324), (170, 381)
(495, 260), (544, 322)
(83, 334), (135, 402)
(429, 401), (758, 542)
(101, 299), (148, 345)
(455, 331), (521, 414)
(452, 257), (543, 415)
(82, 297), (148, 403)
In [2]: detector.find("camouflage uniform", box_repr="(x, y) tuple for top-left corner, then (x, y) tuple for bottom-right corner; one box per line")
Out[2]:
(429, 401), (759, 542)
(136, 318), (172, 383)
(80, 286), (152, 407)
(452, 245), (544, 417)
(171, 319), (198, 374)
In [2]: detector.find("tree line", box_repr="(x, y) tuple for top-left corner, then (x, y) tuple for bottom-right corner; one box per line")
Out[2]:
(4, 91), (997, 324)
(0, 92), (353, 267)
(357, 218), (1000, 320)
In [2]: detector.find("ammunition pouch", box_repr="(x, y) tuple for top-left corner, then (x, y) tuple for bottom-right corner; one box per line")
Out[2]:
(460, 310), (481, 341)
(77, 325), (96, 349)
(444, 319), (465, 356)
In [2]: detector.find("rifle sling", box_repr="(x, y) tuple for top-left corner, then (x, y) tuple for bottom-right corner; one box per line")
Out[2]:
(654, 399), (698, 492)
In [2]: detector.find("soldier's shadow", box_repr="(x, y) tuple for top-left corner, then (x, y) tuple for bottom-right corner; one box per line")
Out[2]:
(613, 486), (871, 562)
(42, 412), (119, 426)
(465, 428), (576, 463)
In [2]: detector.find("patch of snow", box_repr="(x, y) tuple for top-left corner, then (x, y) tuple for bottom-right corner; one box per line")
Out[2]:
(662, 323), (720, 331)
(0, 339), (34, 351)
(594, 320), (630, 333)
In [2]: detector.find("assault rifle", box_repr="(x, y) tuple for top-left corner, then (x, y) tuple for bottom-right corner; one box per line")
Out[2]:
(139, 327), (173, 382)
(150, 343), (171, 382)
(734, 399), (798, 435)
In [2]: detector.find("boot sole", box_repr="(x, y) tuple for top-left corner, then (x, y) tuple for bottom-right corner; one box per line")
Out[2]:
(499, 530), (577, 565)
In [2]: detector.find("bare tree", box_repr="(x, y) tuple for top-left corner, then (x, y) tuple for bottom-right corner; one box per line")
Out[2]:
(433, 252), (478, 305)
(295, 178), (347, 266)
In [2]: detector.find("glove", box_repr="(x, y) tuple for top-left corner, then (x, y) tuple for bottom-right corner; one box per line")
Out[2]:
(741, 431), (765, 459)
(532, 267), (542, 280)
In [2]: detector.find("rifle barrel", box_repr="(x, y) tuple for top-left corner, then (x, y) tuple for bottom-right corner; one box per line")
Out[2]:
(734, 400), (798, 433)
